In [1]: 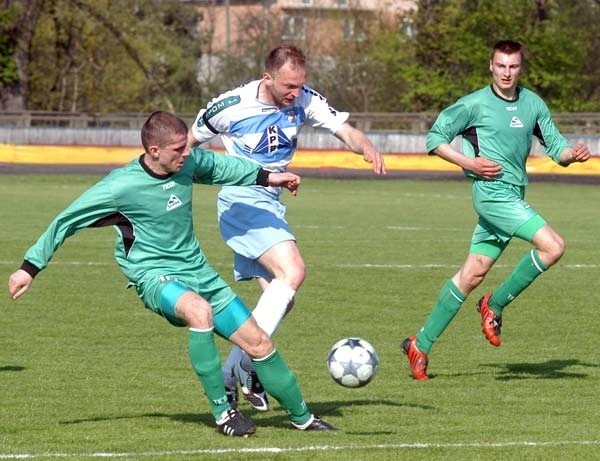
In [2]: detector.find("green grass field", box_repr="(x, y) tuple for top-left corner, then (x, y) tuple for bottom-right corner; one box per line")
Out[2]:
(1, 175), (599, 460)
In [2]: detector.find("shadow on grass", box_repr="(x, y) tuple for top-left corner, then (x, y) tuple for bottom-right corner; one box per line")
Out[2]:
(0, 365), (25, 372)
(483, 358), (599, 380)
(59, 398), (434, 433)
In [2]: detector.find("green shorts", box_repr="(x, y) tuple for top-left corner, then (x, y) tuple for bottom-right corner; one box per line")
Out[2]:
(134, 265), (246, 336)
(470, 180), (547, 259)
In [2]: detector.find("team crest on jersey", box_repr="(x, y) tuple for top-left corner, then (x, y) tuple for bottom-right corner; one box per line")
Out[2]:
(286, 109), (298, 123)
(166, 194), (182, 211)
(509, 116), (524, 128)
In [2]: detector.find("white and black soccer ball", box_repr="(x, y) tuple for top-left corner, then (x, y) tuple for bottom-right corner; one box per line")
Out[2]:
(326, 337), (379, 388)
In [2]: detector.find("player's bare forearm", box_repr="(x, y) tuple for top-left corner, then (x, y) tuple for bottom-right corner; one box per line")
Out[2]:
(434, 144), (501, 179)
(335, 123), (386, 174)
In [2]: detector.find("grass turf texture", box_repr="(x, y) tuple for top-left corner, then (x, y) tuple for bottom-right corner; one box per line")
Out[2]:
(1, 175), (599, 460)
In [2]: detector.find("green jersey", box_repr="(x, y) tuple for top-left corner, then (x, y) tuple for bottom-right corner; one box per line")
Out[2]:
(426, 85), (570, 185)
(23, 149), (264, 287)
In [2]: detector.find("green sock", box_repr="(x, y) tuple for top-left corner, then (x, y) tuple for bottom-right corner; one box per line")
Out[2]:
(252, 349), (311, 426)
(490, 249), (548, 313)
(188, 328), (229, 421)
(417, 279), (466, 354)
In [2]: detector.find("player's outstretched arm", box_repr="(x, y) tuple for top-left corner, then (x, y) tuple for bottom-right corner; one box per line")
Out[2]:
(8, 269), (33, 300)
(334, 123), (386, 175)
(267, 172), (301, 196)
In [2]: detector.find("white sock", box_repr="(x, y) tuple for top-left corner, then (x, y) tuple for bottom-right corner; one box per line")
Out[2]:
(252, 279), (296, 336)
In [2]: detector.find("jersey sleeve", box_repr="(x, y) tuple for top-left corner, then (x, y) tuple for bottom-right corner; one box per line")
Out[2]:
(533, 98), (570, 163)
(190, 92), (240, 144)
(190, 148), (261, 186)
(302, 86), (349, 133)
(426, 98), (474, 154)
(23, 180), (118, 273)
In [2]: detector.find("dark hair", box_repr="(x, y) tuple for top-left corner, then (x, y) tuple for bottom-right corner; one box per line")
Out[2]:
(491, 40), (525, 60)
(264, 45), (306, 74)
(141, 111), (188, 152)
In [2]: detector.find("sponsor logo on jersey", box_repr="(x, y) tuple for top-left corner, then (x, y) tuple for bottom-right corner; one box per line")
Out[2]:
(166, 194), (182, 211)
(506, 106), (517, 111)
(205, 95), (241, 120)
(267, 125), (279, 152)
(162, 180), (176, 190)
(509, 116), (524, 128)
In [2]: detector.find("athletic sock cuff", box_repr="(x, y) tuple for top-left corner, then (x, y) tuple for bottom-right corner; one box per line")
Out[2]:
(446, 279), (466, 303)
(531, 249), (548, 272)
(270, 279), (296, 300)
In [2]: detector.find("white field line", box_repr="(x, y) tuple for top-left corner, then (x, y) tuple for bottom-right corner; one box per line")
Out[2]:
(1, 440), (600, 459)
(335, 263), (600, 269)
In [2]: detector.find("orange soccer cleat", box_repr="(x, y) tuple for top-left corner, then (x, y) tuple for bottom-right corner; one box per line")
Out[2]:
(477, 294), (502, 347)
(402, 336), (429, 381)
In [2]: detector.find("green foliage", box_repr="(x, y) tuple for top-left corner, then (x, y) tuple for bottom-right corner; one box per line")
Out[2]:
(5, 0), (600, 113)
(24, 0), (201, 112)
(366, 0), (600, 112)
(0, 6), (19, 87)
(1, 175), (600, 460)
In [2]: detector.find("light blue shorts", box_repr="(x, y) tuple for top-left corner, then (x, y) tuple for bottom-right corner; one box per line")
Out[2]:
(217, 185), (295, 281)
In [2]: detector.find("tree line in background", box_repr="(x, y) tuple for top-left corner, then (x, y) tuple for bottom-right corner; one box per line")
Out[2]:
(1, 0), (600, 115)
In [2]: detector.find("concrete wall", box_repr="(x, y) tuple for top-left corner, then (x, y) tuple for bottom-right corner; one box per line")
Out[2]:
(1, 126), (599, 155)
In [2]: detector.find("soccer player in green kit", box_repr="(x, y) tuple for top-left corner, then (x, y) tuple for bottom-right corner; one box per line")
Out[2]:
(8, 111), (336, 435)
(402, 40), (591, 381)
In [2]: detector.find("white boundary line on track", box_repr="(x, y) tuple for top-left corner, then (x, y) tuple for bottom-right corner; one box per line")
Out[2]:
(2, 440), (600, 459)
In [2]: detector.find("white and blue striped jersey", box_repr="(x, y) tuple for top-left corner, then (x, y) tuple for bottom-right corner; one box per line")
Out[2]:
(190, 79), (349, 172)
(191, 79), (349, 279)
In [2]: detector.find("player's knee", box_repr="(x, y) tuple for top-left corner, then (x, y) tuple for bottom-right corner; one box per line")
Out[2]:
(464, 273), (485, 293)
(244, 331), (274, 359)
(456, 265), (487, 293)
(284, 260), (306, 289)
(177, 296), (213, 329)
(545, 236), (565, 266)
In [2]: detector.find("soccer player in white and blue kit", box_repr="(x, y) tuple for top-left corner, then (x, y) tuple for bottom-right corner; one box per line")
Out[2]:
(189, 45), (386, 410)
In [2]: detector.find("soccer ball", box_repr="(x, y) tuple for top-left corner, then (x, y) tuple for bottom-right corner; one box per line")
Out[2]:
(326, 337), (379, 388)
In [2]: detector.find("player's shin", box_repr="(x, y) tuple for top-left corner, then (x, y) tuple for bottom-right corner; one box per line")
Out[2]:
(490, 249), (548, 312)
(252, 349), (311, 426)
(188, 328), (230, 419)
(252, 279), (296, 336)
(418, 279), (466, 353)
